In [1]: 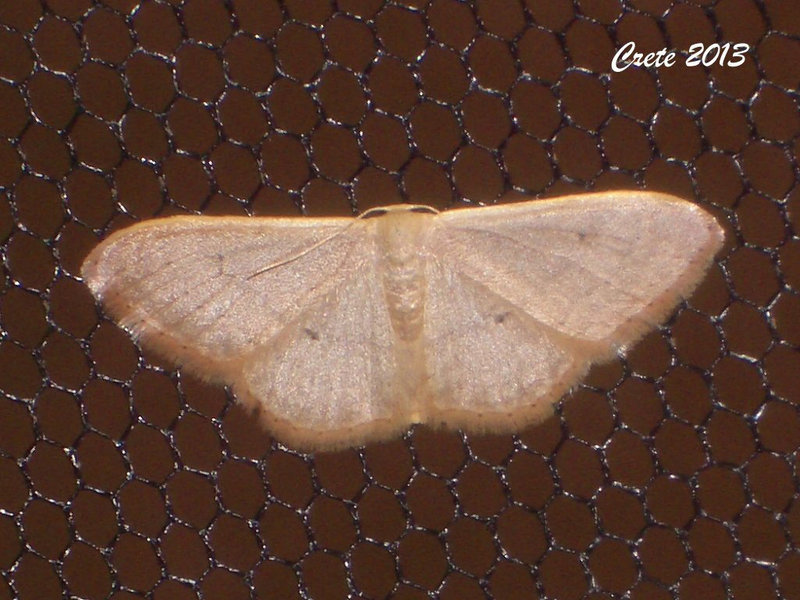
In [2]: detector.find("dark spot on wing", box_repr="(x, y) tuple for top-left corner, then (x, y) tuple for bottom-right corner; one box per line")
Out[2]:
(494, 312), (510, 324)
(304, 328), (320, 341)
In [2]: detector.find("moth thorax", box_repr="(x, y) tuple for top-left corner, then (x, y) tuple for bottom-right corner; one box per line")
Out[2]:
(382, 259), (426, 342)
(375, 210), (432, 342)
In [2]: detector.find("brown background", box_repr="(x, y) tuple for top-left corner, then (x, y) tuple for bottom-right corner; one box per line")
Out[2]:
(1, 1), (799, 599)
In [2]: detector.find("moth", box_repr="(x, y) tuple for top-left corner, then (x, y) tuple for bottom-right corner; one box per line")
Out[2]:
(82, 192), (724, 450)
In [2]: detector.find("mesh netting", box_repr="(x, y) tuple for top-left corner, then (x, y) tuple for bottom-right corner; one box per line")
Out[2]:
(1, 0), (799, 599)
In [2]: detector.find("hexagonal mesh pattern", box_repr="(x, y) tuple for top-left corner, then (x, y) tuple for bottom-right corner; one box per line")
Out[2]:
(1, 1), (799, 599)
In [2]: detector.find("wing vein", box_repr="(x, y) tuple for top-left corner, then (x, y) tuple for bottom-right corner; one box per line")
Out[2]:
(451, 226), (648, 304)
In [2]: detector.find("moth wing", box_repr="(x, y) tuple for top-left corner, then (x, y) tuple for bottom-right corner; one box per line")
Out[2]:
(81, 215), (373, 383)
(237, 257), (412, 450)
(429, 192), (724, 354)
(422, 257), (586, 429)
(421, 192), (724, 428)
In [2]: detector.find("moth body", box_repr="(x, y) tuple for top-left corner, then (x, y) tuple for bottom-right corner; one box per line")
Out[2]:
(375, 209), (433, 343)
